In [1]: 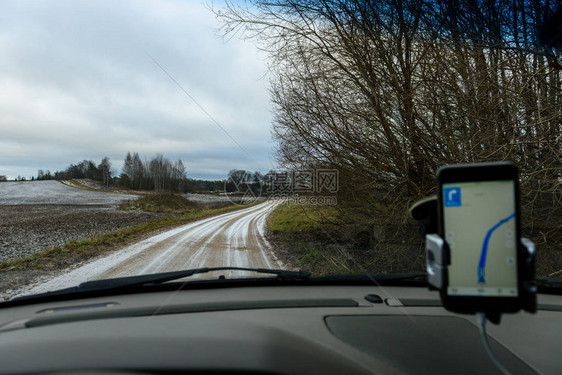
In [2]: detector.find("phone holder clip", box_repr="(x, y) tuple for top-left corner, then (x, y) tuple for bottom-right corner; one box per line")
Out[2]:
(425, 234), (537, 314)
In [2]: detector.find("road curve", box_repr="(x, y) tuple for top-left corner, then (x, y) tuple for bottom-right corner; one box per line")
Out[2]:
(24, 201), (284, 295)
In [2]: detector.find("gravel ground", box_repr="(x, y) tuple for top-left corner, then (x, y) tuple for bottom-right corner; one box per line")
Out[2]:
(0, 204), (178, 300)
(182, 193), (233, 204)
(0, 181), (175, 299)
(0, 205), (173, 263)
(0, 180), (165, 263)
(182, 193), (266, 205)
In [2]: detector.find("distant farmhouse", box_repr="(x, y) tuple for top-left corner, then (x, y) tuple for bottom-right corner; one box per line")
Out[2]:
(0, 175), (7, 182)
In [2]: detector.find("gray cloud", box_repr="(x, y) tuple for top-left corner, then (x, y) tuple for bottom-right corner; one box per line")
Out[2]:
(0, 0), (274, 180)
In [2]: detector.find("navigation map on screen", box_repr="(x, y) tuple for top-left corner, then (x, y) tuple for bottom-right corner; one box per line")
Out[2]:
(444, 180), (518, 297)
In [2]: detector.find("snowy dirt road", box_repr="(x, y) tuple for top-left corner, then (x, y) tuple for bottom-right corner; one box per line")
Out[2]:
(23, 201), (283, 295)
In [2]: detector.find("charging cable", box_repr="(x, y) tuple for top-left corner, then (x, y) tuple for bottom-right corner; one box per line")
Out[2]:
(477, 313), (512, 375)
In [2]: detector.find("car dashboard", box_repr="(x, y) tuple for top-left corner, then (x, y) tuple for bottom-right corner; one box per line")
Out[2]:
(0, 283), (560, 375)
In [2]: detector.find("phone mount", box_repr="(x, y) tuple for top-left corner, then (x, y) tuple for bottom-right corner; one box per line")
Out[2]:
(410, 196), (537, 323)
(426, 234), (537, 316)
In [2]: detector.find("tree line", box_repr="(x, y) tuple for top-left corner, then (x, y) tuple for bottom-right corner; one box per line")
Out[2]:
(37, 157), (112, 185)
(120, 152), (188, 191)
(217, 0), (561, 273)
(34, 153), (246, 193)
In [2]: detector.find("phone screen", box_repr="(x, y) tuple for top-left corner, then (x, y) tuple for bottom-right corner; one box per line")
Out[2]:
(443, 180), (518, 297)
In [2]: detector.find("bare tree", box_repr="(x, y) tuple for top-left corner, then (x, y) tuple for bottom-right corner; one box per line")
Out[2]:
(132, 152), (144, 189)
(122, 152), (134, 187)
(98, 157), (111, 187)
(149, 154), (171, 192)
(216, 0), (562, 273)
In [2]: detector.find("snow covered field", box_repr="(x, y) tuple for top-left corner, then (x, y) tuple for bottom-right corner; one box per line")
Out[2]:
(0, 180), (131, 205)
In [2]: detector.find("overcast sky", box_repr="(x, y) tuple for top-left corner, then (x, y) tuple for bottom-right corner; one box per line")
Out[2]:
(0, 0), (275, 180)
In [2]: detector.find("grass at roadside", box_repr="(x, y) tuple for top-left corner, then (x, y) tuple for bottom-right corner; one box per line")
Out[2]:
(62, 179), (100, 192)
(61, 179), (136, 195)
(265, 203), (354, 275)
(266, 203), (337, 232)
(266, 203), (426, 276)
(119, 193), (227, 214)
(0, 203), (255, 272)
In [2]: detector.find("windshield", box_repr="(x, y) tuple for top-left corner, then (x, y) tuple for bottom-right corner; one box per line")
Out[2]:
(0, 0), (560, 300)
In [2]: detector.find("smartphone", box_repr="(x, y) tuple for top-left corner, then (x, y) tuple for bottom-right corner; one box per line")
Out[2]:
(437, 162), (523, 313)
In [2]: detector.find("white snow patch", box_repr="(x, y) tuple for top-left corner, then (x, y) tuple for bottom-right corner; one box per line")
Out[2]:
(0, 180), (131, 205)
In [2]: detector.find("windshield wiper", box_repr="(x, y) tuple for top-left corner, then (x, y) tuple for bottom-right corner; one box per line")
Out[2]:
(9, 267), (311, 302)
(308, 273), (428, 286)
(78, 267), (311, 290)
(536, 277), (562, 295)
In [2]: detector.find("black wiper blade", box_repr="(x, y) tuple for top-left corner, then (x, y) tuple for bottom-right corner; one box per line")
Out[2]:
(79, 267), (310, 290)
(9, 267), (311, 302)
(311, 272), (427, 284)
(536, 277), (562, 294)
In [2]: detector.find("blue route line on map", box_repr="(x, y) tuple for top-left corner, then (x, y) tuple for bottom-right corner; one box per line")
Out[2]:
(477, 213), (515, 284)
